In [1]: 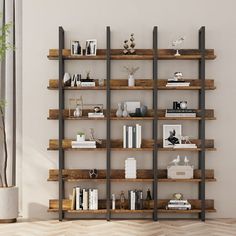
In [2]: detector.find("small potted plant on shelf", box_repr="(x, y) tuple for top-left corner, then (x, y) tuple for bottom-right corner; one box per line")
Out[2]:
(0, 19), (18, 223)
(77, 132), (86, 142)
(124, 66), (139, 87)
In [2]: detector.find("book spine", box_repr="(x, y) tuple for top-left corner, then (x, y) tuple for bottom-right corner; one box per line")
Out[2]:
(133, 126), (136, 148)
(71, 187), (76, 210)
(128, 126), (133, 148)
(126, 126), (128, 148)
(75, 187), (80, 210)
(89, 189), (92, 210)
(123, 125), (126, 148)
(136, 124), (139, 148)
(138, 125), (142, 148)
(94, 189), (98, 210)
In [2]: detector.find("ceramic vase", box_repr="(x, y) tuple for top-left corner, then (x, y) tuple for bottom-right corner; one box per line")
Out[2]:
(116, 103), (123, 117)
(122, 103), (129, 117)
(128, 74), (135, 87)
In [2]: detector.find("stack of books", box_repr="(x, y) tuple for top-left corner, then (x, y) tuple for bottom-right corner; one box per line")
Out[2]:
(81, 82), (95, 87)
(88, 112), (104, 118)
(174, 143), (197, 149)
(165, 109), (196, 118)
(125, 158), (137, 179)
(123, 124), (142, 148)
(167, 199), (191, 210)
(128, 190), (143, 210)
(71, 187), (98, 210)
(166, 80), (190, 87)
(71, 140), (96, 148)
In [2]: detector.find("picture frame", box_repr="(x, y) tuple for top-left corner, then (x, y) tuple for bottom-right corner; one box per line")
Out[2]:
(71, 40), (83, 56)
(85, 39), (97, 56)
(163, 124), (182, 148)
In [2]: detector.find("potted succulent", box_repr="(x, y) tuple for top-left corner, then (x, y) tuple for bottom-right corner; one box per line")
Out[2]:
(124, 66), (139, 87)
(77, 132), (86, 142)
(0, 20), (18, 223)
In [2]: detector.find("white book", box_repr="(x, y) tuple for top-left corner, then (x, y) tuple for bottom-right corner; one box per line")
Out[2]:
(123, 125), (126, 148)
(72, 145), (96, 149)
(75, 187), (81, 210)
(138, 125), (142, 148)
(83, 189), (88, 210)
(131, 191), (135, 210)
(174, 144), (197, 148)
(89, 189), (93, 210)
(166, 83), (190, 87)
(128, 126), (133, 148)
(165, 113), (196, 117)
(94, 189), (98, 210)
(81, 82), (96, 87)
(72, 141), (96, 145)
(136, 124), (139, 148)
(71, 188), (76, 210)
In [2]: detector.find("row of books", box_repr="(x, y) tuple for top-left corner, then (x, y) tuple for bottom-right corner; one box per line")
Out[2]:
(71, 141), (96, 148)
(128, 190), (143, 210)
(165, 109), (196, 118)
(71, 187), (98, 210)
(123, 124), (142, 148)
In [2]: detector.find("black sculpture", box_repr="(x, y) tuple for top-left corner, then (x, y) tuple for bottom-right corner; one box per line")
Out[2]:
(166, 129), (180, 145)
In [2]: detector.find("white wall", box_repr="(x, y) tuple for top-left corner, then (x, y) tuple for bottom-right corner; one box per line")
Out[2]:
(22, 0), (236, 219)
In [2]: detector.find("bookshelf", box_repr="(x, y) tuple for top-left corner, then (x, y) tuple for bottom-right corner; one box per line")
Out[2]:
(47, 26), (216, 221)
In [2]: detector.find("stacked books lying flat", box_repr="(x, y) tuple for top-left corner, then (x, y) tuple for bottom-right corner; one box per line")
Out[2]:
(166, 80), (190, 87)
(167, 199), (191, 210)
(174, 143), (197, 149)
(81, 82), (96, 87)
(71, 141), (96, 148)
(125, 158), (137, 179)
(88, 112), (104, 118)
(165, 109), (196, 117)
(123, 124), (142, 148)
(71, 187), (98, 210)
(128, 190), (143, 210)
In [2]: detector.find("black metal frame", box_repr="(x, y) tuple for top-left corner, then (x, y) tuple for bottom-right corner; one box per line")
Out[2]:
(106, 26), (111, 221)
(152, 26), (158, 221)
(58, 26), (65, 221)
(198, 26), (206, 221)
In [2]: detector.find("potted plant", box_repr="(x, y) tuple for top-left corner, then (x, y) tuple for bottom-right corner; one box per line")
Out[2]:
(0, 19), (18, 223)
(77, 132), (85, 142)
(124, 66), (139, 87)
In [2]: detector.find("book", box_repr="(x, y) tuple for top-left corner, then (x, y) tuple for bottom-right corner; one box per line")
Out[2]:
(128, 126), (133, 148)
(166, 83), (190, 87)
(165, 113), (196, 117)
(83, 189), (88, 210)
(166, 109), (195, 113)
(75, 187), (81, 210)
(88, 112), (104, 118)
(174, 143), (197, 148)
(81, 82), (95, 87)
(71, 187), (76, 210)
(123, 125), (126, 148)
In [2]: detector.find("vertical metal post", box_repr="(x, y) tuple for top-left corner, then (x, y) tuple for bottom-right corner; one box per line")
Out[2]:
(198, 26), (206, 222)
(152, 26), (158, 221)
(12, 0), (16, 186)
(58, 26), (65, 221)
(106, 26), (111, 221)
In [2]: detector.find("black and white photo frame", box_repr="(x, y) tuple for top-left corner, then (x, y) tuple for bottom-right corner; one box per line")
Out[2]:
(71, 40), (83, 56)
(163, 124), (182, 148)
(85, 39), (97, 56)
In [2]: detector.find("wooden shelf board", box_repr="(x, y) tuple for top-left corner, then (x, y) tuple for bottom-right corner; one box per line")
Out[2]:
(47, 178), (154, 182)
(111, 210), (153, 213)
(48, 209), (107, 214)
(159, 178), (216, 182)
(159, 209), (216, 213)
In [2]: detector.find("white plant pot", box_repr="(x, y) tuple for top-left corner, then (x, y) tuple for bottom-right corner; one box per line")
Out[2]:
(77, 134), (85, 142)
(0, 186), (18, 223)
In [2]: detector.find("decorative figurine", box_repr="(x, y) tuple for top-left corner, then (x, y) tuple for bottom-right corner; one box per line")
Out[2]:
(146, 188), (152, 210)
(122, 103), (129, 117)
(173, 193), (184, 200)
(120, 191), (126, 209)
(171, 155), (180, 166)
(140, 105), (148, 117)
(123, 34), (136, 55)
(89, 169), (98, 179)
(116, 103), (123, 117)
(172, 36), (185, 56)
(173, 101), (187, 110)
(124, 66), (139, 87)
(180, 135), (191, 144)
(184, 156), (190, 166)
(89, 128), (102, 144)
(173, 72), (183, 81)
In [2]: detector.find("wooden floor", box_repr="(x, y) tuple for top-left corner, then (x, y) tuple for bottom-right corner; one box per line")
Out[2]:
(0, 219), (236, 236)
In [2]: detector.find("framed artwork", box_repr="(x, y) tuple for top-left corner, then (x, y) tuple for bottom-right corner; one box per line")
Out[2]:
(85, 39), (97, 56)
(71, 40), (83, 56)
(163, 124), (182, 148)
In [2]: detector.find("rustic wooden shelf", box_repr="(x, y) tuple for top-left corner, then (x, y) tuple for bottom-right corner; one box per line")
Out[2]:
(48, 49), (216, 61)
(48, 109), (215, 121)
(48, 169), (216, 182)
(48, 79), (216, 91)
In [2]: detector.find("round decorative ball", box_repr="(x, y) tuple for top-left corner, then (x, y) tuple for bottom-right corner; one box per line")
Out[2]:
(89, 169), (98, 179)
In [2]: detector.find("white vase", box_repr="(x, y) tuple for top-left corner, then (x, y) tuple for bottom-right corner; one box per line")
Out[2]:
(116, 103), (123, 117)
(0, 186), (18, 223)
(122, 104), (129, 117)
(128, 75), (135, 87)
(77, 134), (85, 142)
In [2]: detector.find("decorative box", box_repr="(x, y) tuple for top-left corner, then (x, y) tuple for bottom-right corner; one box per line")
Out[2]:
(167, 165), (193, 179)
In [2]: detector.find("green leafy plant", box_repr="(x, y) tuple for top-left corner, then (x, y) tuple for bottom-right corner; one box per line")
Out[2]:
(0, 19), (13, 187)
(77, 132), (85, 136)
